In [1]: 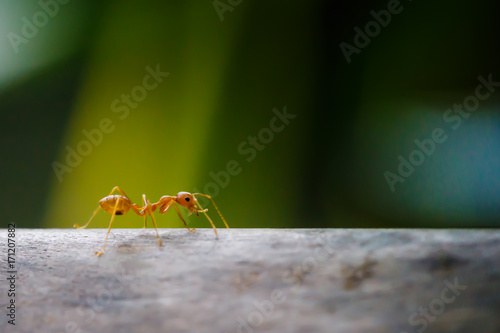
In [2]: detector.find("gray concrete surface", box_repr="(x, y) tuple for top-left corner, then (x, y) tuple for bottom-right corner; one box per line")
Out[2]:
(1, 228), (500, 333)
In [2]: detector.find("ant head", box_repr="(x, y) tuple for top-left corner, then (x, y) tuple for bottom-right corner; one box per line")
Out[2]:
(176, 192), (198, 215)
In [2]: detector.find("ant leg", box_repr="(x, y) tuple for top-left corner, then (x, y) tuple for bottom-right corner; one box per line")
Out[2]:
(95, 198), (121, 256)
(173, 203), (196, 232)
(194, 202), (218, 236)
(142, 194), (162, 246)
(159, 201), (173, 214)
(108, 186), (131, 198)
(193, 193), (229, 228)
(74, 206), (101, 229)
(141, 195), (148, 228)
(147, 208), (162, 246)
(157, 198), (192, 229)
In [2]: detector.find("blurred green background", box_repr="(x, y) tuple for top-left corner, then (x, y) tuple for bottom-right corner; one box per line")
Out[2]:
(1, 0), (500, 229)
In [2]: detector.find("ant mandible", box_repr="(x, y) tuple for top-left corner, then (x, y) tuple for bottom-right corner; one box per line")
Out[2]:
(73, 186), (229, 256)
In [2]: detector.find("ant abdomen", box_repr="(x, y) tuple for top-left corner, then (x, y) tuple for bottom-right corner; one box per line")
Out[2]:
(99, 195), (132, 215)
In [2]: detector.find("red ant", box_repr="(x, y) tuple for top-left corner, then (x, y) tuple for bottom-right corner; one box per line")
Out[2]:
(74, 186), (229, 256)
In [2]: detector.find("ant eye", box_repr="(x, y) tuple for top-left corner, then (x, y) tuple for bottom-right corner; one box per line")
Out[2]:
(185, 197), (190, 202)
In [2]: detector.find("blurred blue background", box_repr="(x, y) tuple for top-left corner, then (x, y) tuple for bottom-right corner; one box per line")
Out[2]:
(1, 0), (499, 229)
